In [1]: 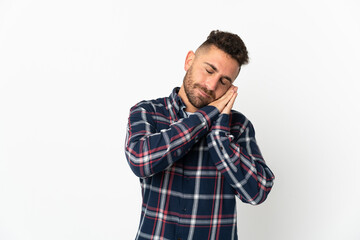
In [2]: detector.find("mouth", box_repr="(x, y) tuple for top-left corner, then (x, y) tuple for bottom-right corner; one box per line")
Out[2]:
(197, 88), (210, 98)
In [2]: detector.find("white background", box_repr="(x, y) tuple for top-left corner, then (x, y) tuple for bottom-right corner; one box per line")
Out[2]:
(1, 0), (359, 239)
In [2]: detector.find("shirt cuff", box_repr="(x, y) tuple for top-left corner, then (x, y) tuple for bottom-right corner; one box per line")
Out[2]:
(213, 113), (230, 130)
(211, 113), (234, 140)
(195, 105), (220, 130)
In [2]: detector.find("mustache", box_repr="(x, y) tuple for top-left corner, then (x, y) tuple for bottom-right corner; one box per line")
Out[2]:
(194, 83), (215, 99)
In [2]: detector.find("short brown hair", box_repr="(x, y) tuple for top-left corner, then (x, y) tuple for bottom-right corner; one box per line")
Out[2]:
(198, 30), (249, 67)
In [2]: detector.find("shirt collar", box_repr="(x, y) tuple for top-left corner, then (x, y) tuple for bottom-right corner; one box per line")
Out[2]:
(169, 87), (187, 115)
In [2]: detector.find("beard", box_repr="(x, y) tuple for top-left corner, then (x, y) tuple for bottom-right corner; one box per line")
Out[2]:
(183, 66), (215, 109)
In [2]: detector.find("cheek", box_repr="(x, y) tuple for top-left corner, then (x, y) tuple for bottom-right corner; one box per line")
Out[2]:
(192, 69), (207, 83)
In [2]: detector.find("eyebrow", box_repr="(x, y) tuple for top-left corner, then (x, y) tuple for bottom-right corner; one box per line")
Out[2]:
(204, 62), (233, 83)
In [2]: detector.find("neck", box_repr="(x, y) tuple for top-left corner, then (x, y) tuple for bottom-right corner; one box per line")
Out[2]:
(178, 85), (197, 113)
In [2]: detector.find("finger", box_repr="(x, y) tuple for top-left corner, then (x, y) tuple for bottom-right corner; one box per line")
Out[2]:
(209, 86), (237, 112)
(222, 92), (237, 115)
(228, 91), (237, 107)
(224, 85), (236, 95)
(220, 86), (236, 101)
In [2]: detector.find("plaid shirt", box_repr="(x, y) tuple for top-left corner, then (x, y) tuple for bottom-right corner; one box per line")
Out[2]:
(125, 88), (275, 240)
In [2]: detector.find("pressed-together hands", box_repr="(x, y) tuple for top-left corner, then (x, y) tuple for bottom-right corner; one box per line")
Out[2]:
(209, 85), (238, 115)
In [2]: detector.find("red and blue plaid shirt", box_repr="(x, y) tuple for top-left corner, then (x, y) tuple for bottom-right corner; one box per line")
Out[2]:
(125, 88), (275, 240)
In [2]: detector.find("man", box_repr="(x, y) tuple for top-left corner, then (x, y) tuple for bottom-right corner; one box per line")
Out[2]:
(125, 30), (275, 240)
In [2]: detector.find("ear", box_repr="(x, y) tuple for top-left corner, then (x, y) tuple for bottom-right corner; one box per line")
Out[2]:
(184, 50), (195, 71)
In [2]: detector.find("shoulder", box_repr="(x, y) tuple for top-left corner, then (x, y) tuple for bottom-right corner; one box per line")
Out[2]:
(129, 96), (169, 113)
(230, 109), (250, 125)
(127, 96), (174, 129)
(230, 109), (255, 135)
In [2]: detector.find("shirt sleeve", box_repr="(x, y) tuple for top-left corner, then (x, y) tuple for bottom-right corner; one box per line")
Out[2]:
(125, 102), (220, 178)
(206, 113), (275, 205)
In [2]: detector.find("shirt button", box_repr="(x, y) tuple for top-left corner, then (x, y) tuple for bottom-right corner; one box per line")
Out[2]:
(183, 208), (187, 212)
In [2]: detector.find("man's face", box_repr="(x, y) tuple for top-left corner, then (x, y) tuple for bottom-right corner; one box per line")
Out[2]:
(182, 46), (240, 110)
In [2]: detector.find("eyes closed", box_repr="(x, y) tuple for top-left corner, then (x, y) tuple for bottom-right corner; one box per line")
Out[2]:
(205, 68), (230, 86)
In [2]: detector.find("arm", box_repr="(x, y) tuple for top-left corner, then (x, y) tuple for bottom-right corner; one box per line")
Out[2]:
(207, 86), (274, 204)
(125, 101), (219, 178)
(207, 113), (275, 205)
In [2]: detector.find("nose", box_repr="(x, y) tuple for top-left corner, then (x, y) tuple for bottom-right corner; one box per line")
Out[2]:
(205, 76), (218, 92)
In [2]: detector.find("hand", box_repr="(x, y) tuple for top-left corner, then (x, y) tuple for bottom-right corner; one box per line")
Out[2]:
(209, 86), (238, 114)
(222, 89), (237, 115)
